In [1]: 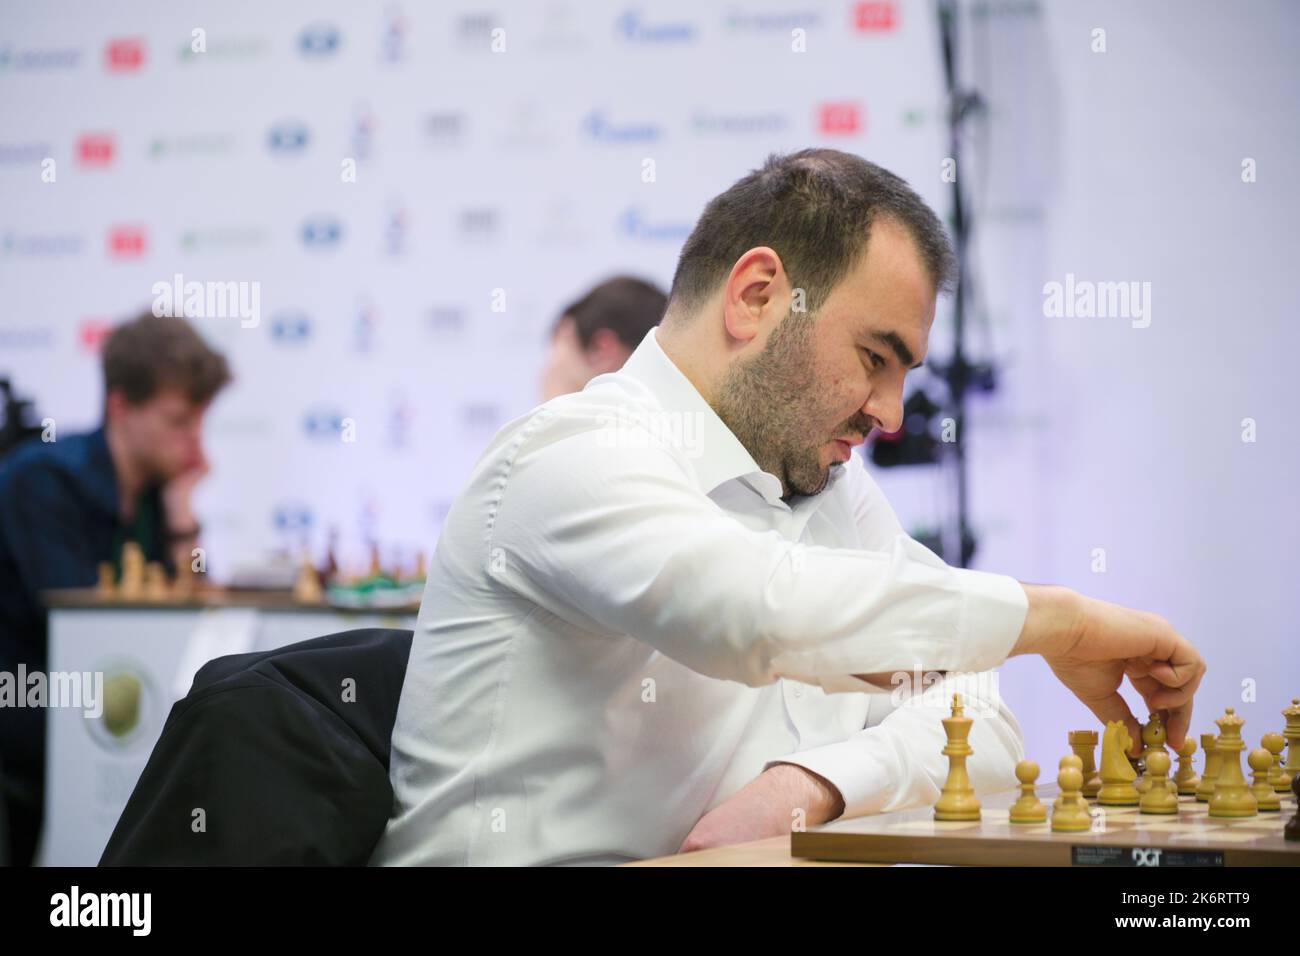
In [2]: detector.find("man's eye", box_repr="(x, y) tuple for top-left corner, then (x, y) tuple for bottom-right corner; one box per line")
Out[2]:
(861, 347), (885, 369)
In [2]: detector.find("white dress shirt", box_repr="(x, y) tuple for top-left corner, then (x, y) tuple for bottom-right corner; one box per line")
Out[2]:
(372, 328), (1030, 866)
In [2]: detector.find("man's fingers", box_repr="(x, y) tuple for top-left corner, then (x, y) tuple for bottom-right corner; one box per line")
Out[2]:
(1148, 658), (1200, 688)
(1085, 694), (1143, 756)
(1165, 702), (1193, 751)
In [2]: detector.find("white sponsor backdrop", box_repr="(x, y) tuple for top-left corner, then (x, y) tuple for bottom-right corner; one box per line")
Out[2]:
(2, 0), (1298, 805)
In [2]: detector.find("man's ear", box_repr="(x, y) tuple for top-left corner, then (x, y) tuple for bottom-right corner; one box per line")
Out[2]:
(104, 389), (127, 424)
(722, 246), (787, 346)
(585, 328), (630, 373)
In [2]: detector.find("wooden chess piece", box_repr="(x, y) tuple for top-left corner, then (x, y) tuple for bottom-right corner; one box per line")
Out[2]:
(143, 562), (169, 601)
(1282, 699), (1300, 790)
(1196, 732), (1222, 802)
(1174, 736), (1200, 795)
(1285, 774), (1300, 841)
(1052, 755), (1091, 832)
(934, 694), (980, 821)
(293, 555), (324, 604)
(1248, 747), (1281, 812)
(1009, 760), (1047, 824)
(1135, 713), (1168, 794)
(1209, 708), (1257, 818)
(95, 562), (116, 599)
(146, 561), (170, 598)
(1263, 732), (1288, 793)
(119, 541), (145, 601)
(1098, 720), (1139, 806)
(172, 556), (194, 600)
(1139, 751), (1179, 814)
(1069, 729), (1101, 798)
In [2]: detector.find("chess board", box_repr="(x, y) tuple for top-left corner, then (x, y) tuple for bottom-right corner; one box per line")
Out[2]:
(791, 786), (1300, 866)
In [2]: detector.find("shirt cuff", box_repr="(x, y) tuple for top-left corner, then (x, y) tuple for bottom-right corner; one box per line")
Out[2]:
(764, 745), (893, 821)
(951, 569), (1027, 673)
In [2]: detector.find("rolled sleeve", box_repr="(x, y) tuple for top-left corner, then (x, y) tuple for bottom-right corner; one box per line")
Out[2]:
(953, 568), (1029, 673)
(765, 669), (1026, 820)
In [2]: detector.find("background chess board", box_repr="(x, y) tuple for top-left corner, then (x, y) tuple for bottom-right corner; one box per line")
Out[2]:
(792, 786), (1300, 866)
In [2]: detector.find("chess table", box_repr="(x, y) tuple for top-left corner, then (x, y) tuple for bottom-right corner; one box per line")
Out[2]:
(791, 785), (1300, 866)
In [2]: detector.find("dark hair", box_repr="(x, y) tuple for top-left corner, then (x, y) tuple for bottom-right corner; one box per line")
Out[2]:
(102, 312), (232, 407)
(556, 276), (667, 351)
(667, 149), (955, 318)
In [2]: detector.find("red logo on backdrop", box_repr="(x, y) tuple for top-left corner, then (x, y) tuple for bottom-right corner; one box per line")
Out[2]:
(107, 225), (148, 260)
(78, 319), (114, 353)
(818, 103), (862, 135)
(76, 133), (116, 167)
(853, 1), (898, 32)
(105, 37), (146, 71)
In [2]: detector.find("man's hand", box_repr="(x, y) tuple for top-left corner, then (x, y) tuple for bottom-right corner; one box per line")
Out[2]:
(1013, 584), (1206, 755)
(677, 764), (844, 854)
(160, 454), (209, 534)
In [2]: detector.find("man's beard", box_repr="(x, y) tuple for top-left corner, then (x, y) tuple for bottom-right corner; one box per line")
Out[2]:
(714, 312), (855, 499)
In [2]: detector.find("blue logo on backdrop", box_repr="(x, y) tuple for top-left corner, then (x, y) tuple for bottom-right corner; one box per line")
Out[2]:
(381, 7), (408, 63)
(298, 23), (341, 58)
(618, 207), (691, 241)
(267, 121), (311, 153)
(615, 10), (696, 44)
(270, 310), (312, 344)
(0, 142), (52, 164)
(0, 46), (83, 71)
(272, 502), (314, 535)
(301, 216), (344, 248)
(582, 110), (662, 144)
(302, 406), (346, 439)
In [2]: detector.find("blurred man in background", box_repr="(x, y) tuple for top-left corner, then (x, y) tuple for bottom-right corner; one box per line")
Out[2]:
(538, 275), (667, 401)
(0, 312), (229, 865)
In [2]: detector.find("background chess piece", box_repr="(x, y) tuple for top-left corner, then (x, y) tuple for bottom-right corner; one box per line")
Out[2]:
(95, 561), (116, 599)
(1139, 751), (1178, 814)
(1263, 732), (1288, 793)
(1051, 755), (1091, 832)
(119, 541), (145, 601)
(1009, 760), (1047, 824)
(1098, 720), (1139, 806)
(1247, 748), (1281, 811)
(934, 694), (980, 821)
(1286, 774), (1300, 842)
(172, 557), (194, 600)
(293, 555), (324, 604)
(1196, 732), (1222, 802)
(143, 561), (169, 601)
(1209, 708), (1257, 818)
(1069, 729), (1101, 798)
(1174, 736), (1200, 795)
(1282, 699), (1300, 789)
(1135, 713), (1168, 794)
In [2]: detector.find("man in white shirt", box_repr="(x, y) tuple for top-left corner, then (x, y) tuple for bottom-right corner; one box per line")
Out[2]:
(373, 149), (1204, 865)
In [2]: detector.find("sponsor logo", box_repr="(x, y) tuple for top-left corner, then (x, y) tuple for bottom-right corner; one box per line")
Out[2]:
(267, 120), (311, 153)
(107, 225), (148, 260)
(299, 22), (342, 57)
(76, 132), (116, 167)
(105, 37), (146, 71)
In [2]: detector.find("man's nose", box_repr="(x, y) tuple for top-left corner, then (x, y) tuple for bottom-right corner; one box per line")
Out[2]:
(864, 388), (903, 436)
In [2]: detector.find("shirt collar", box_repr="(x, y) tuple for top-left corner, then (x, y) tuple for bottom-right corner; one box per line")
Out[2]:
(616, 328), (846, 507)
